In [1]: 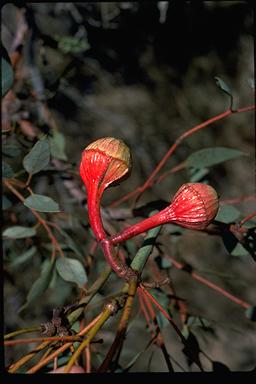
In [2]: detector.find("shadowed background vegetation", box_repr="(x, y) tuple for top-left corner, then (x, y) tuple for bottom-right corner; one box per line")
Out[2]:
(2, 2), (255, 372)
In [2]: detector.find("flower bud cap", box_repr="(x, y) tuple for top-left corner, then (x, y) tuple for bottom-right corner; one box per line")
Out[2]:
(170, 183), (219, 230)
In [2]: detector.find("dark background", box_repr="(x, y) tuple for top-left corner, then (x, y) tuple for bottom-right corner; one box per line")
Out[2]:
(2, 2), (255, 372)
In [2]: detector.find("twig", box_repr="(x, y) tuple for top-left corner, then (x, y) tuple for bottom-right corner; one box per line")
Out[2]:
(8, 341), (51, 373)
(165, 254), (251, 309)
(3, 179), (65, 258)
(26, 314), (102, 374)
(63, 304), (116, 373)
(110, 105), (255, 207)
(239, 211), (256, 227)
(139, 285), (204, 371)
(139, 289), (178, 372)
(4, 327), (40, 340)
(97, 277), (138, 372)
(85, 346), (91, 373)
(220, 195), (256, 205)
(5, 335), (84, 346)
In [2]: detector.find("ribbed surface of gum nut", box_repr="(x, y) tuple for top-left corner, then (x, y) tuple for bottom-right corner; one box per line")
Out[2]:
(80, 137), (132, 191)
(170, 183), (219, 230)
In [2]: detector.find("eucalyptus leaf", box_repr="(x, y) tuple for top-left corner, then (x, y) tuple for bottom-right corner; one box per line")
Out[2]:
(214, 77), (233, 97)
(181, 324), (190, 339)
(56, 257), (87, 288)
(9, 246), (37, 269)
(24, 194), (60, 213)
(151, 290), (170, 329)
(3, 226), (36, 239)
(58, 228), (84, 260)
(2, 162), (14, 179)
(23, 137), (50, 175)
(49, 131), (68, 161)
(245, 306), (256, 321)
(2, 47), (14, 97)
(189, 168), (209, 182)
(3, 144), (21, 158)
(231, 243), (249, 257)
(186, 147), (244, 169)
(19, 259), (55, 312)
(215, 205), (240, 224)
(2, 195), (12, 210)
(160, 257), (172, 269)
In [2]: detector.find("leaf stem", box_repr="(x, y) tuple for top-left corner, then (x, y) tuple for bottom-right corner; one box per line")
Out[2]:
(63, 304), (114, 373)
(3, 179), (65, 258)
(26, 314), (102, 374)
(4, 327), (40, 340)
(97, 277), (138, 372)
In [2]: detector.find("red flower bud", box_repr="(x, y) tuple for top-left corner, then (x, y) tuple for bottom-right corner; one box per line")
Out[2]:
(110, 183), (219, 245)
(80, 137), (132, 241)
(169, 183), (219, 230)
(80, 137), (132, 198)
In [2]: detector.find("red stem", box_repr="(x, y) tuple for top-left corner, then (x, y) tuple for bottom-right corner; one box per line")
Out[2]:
(87, 187), (106, 242)
(100, 239), (130, 279)
(166, 254), (251, 309)
(239, 211), (256, 227)
(110, 207), (174, 245)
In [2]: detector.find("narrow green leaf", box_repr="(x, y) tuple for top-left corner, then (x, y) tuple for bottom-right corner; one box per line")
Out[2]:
(231, 243), (249, 257)
(23, 137), (50, 175)
(2, 195), (12, 210)
(47, 272), (73, 307)
(9, 246), (37, 269)
(2, 161), (14, 179)
(160, 257), (172, 269)
(2, 47), (14, 97)
(123, 338), (155, 372)
(245, 306), (256, 321)
(215, 205), (240, 223)
(187, 316), (211, 328)
(214, 77), (232, 97)
(3, 226), (36, 239)
(152, 290), (170, 329)
(24, 194), (60, 213)
(49, 131), (68, 161)
(3, 144), (21, 158)
(181, 324), (190, 339)
(56, 257), (87, 288)
(19, 259), (55, 312)
(189, 168), (209, 182)
(58, 229), (84, 260)
(186, 147), (244, 169)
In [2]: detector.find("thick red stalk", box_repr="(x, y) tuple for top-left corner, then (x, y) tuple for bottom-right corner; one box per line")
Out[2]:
(100, 239), (130, 279)
(86, 186), (106, 242)
(110, 207), (175, 245)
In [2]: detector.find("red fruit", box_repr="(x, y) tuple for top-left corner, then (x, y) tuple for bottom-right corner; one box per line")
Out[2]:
(80, 137), (132, 241)
(80, 137), (132, 199)
(170, 183), (219, 230)
(110, 183), (219, 245)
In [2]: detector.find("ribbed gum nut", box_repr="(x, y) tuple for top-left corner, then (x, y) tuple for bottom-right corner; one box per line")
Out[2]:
(80, 137), (132, 193)
(170, 183), (219, 230)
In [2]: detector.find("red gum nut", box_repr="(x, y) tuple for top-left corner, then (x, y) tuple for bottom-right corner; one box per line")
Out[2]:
(80, 137), (132, 198)
(169, 183), (219, 230)
(110, 183), (219, 245)
(79, 137), (132, 241)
